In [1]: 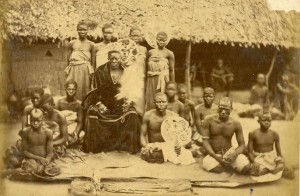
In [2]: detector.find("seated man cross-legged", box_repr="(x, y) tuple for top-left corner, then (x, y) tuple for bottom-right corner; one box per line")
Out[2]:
(248, 111), (285, 176)
(2, 109), (53, 177)
(202, 97), (251, 174)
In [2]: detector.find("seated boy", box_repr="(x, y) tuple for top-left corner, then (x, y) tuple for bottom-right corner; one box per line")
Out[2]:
(56, 79), (83, 144)
(2, 109), (53, 177)
(40, 94), (68, 158)
(165, 82), (184, 117)
(248, 111), (285, 176)
(22, 87), (44, 130)
(177, 84), (195, 126)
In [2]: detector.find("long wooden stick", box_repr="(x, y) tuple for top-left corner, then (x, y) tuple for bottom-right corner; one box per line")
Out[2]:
(266, 49), (278, 89)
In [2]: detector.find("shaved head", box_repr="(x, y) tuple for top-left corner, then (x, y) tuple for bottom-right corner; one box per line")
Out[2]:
(219, 97), (232, 109)
(258, 111), (272, 120)
(157, 31), (168, 39)
(203, 87), (215, 95)
(155, 92), (167, 101)
(30, 108), (43, 119)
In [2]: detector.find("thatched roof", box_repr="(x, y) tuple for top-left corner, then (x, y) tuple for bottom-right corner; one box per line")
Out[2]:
(0, 0), (299, 48)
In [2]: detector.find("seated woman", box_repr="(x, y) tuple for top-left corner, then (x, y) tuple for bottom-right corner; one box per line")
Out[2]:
(82, 50), (141, 154)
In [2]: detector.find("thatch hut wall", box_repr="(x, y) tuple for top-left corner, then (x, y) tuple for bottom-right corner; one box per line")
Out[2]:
(9, 42), (67, 96)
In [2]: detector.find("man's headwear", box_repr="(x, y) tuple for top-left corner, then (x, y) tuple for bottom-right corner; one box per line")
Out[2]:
(218, 97), (232, 109)
(203, 87), (215, 95)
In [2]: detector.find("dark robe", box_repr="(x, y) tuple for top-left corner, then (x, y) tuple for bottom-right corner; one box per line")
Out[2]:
(83, 63), (140, 153)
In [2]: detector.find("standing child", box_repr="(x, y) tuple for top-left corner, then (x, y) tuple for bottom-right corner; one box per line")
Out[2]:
(66, 21), (94, 100)
(145, 31), (175, 111)
(249, 73), (269, 109)
(177, 84), (195, 126)
(248, 111), (285, 176)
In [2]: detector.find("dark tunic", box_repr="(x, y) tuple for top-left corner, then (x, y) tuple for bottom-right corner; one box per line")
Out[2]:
(83, 63), (140, 153)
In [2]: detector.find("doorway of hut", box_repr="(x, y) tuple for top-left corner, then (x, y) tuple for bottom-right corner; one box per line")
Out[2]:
(161, 40), (299, 101)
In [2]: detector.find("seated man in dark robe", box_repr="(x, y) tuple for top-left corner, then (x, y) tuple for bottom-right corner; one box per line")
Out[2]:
(82, 50), (141, 154)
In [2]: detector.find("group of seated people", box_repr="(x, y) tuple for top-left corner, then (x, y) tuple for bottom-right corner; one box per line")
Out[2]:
(2, 73), (293, 179)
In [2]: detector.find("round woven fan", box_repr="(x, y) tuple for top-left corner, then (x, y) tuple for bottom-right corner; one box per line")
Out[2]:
(161, 116), (191, 146)
(107, 38), (139, 67)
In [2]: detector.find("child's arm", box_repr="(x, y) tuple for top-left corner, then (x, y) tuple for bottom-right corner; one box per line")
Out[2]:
(248, 132), (255, 163)
(45, 129), (53, 163)
(168, 51), (175, 81)
(66, 41), (73, 66)
(21, 131), (45, 161)
(190, 102), (196, 126)
(194, 109), (202, 135)
(91, 44), (97, 71)
(274, 131), (283, 157)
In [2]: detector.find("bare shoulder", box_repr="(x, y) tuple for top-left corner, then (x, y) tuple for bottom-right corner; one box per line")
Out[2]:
(204, 113), (218, 122)
(270, 129), (279, 138)
(166, 110), (178, 117)
(249, 128), (260, 136)
(42, 126), (53, 135)
(188, 100), (195, 107)
(195, 103), (204, 112)
(143, 109), (155, 119)
(166, 48), (174, 56)
(24, 104), (34, 114)
(231, 118), (242, 127)
(22, 127), (31, 135)
(176, 100), (184, 107)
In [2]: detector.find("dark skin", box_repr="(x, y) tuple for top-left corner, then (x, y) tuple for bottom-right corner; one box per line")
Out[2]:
(165, 84), (184, 117)
(41, 102), (68, 147)
(178, 87), (195, 125)
(202, 105), (246, 169)
(195, 92), (218, 134)
(22, 112), (53, 165)
(22, 93), (42, 129)
(147, 34), (175, 81)
(249, 74), (269, 106)
(67, 24), (94, 71)
(1, 111), (53, 177)
(141, 95), (177, 147)
(56, 83), (83, 139)
(248, 115), (284, 175)
(92, 27), (114, 70)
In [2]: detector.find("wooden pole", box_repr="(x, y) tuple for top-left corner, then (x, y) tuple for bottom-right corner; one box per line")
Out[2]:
(266, 49), (278, 89)
(185, 41), (192, 97)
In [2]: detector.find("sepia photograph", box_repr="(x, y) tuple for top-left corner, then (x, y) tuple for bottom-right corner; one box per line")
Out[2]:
(0, 0), (299, 195)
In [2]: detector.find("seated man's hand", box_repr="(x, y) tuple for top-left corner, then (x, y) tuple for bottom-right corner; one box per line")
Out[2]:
(224, 152), (238, 163)
(174, 146), (181, 155)
(39, 157), (50, 165)
(250, 162), (260, 176)
(215, 156), (231, 167)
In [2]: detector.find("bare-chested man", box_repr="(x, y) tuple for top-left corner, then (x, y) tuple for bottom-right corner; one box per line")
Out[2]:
(249, 73), (269, 108)
(248, 111), (284, 176)
(202, 97), (251, 174)
(177, 84), (195, 126)
(165, 82), (184, 117)
(40, 94), (68, 158)
(22, 87), (44, 130)
(140, 92), (178, 162)
(56, 79), (83, 143)
(66, 21), (94, 100)
(145, 31), (175, 111)
(195, 87), (218, 135)
(2, 109), (53, 177)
